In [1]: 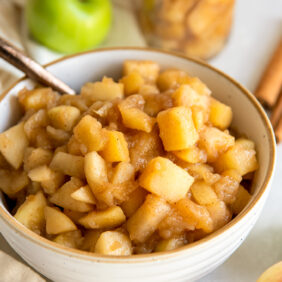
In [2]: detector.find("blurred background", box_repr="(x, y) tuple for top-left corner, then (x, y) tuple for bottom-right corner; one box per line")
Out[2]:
(0, 0), (281, 281)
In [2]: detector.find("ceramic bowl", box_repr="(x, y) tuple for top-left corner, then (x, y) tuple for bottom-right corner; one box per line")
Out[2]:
(0, 48), (276, 282)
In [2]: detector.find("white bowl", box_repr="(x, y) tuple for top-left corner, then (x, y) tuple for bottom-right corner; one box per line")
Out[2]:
(0, 48), (276, 282)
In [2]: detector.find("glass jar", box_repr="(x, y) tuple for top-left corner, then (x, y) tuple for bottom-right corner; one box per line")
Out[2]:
(137, 0), (235, 60)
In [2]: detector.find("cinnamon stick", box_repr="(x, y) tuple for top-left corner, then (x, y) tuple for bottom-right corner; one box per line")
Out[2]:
(274, 116), (282, 143)
(255, 38), (282, 108)
(270, 92), (282, 129)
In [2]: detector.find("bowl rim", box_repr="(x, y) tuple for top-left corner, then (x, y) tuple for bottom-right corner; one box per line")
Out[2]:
(0, 47), (276, 263)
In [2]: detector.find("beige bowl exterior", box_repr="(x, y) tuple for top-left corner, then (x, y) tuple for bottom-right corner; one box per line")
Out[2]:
(0, 48), (276, 282)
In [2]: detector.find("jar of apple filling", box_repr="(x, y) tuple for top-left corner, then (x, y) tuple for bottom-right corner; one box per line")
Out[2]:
(137, 0), (235, 60)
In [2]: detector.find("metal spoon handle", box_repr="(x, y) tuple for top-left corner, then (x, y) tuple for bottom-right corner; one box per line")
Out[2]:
(0, 36), (75, 95)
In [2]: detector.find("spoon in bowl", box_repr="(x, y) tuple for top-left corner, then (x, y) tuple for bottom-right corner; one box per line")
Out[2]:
(0, 36), (75, 95)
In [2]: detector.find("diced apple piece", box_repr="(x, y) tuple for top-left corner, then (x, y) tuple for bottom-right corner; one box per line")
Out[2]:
(231, 185), (252, 214)
(81, 77), (124, 102)
(53, 230), (83, 249)
(172, 85), (210, 110)
(59, 94), (88, 112)
(71, 185), (96, 205)
(0, 123), (29, 169)
(129, 129), (163, 171)
(126, 194), (170, 243)
(176, 198), (213, 233)
(199, 126), (235, 162)
(28, 165), (55, 182)
(46, 126), (70, 145)
(0, 170), (29, 197)
(73, 115), (106, 152)
(67, 136), (83, 156)
(190, 181), (218, 205)
(157, 107), (199, 151)
(121, 187), (147, 217)
(157, 69), (191, 91)
(221, 169), (242, 182)
(101, 130), (129, 162)
(118, 94), (145, 110)
(111, 162), (135, 185)
(49, 178), (93, 212)
(206, 200), (232, 231)
(120, 71), (145, 96)
(84, 151), (108, 195)
(139, 157), (194, 202)
(14, 191), (47, 234)
(45, 206), (77, 235)
(64, 209), (86, 225)
(81, 230), (103, 252)
(158, 208), (194, 239)
(41, 171), (65, 195)
(18, 87), (58, 111)
(95, 231), (132, 256)
(209, 98), (232, 130)
(123, 60), (160, 83)
(50, 152), (84, 179)
(155, 236), (185, 252)
(120, 108), (156, 133)
(184, 163), (221, 185)
(79, 206), (126, 229)
(173, 146), (207, 164)
(213, 170), (242, 204)
(191, 106), (208, 131)
(257, 261), (282, 282)
(214, 138), (258, 175)
(48, 105), (80, 131)
(186, 77), (211, 96)
(23, 147), (53, 172)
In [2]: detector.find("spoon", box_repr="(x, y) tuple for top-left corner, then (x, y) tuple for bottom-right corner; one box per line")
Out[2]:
(0, 36), (75, 95)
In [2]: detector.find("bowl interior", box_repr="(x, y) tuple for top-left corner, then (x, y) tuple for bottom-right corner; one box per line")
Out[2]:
(0, 48), (275, 255)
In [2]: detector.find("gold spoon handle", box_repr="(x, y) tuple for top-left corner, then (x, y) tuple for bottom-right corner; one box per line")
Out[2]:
(0, 36), (75, 95)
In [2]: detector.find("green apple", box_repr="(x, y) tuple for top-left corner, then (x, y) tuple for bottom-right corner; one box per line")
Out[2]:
(26, 0), (112, 54)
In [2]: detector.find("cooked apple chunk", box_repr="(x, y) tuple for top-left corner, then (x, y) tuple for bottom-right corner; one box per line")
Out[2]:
(48, 105), (80, 131)
(71, 185), (96, 205)
(190, 181), (218, 205)
(15, 191), (47, 234)
(23, 147), (53, 172)
(49, 178), (93, 212)
(101, 130), (129, 162)
(120, 71), (144, 96)
(18, 87), (58, 111)
(95, 231), (132, 256)
(127, 194), (170, 243)
(0, 123), (28, 169)
(74, 115), (106, 152)
(81, 77), (124, 102)
(199, 126), (235, 162)
(45, 206), (77, 235)
(0, 170), (29, 198)
(79, 206), (126, 229)
(157, 107), (198, 151)
(120, 107), (155, 133)
(53, 230), (83, 249)
(214, 138), (258, 175)
(176, 198), (213, 233)
(209, 98), (232, 130)
(123, 60), (160, 83)
(50, 152), (84, 179)
(139, 157), (194, 202)
(230, 185), (252, 214)
(84, 151), (108, 195)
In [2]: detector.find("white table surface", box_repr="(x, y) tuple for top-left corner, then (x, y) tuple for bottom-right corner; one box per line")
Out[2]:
(0, 0), (281, 281)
